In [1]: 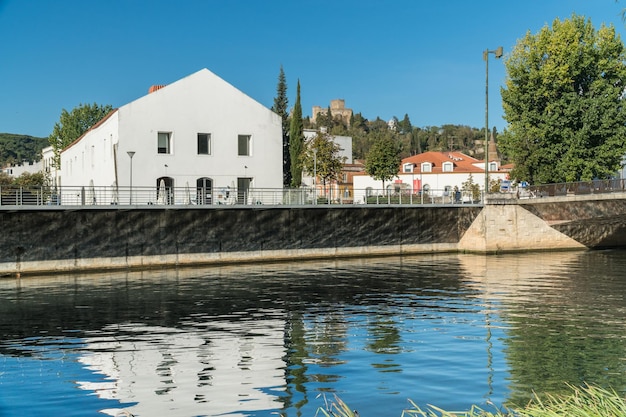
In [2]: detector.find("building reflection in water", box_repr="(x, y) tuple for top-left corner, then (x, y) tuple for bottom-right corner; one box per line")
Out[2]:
(76, 317), (287, 416)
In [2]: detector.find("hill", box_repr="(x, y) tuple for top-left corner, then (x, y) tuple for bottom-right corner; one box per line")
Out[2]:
(0, 133), (49, 167)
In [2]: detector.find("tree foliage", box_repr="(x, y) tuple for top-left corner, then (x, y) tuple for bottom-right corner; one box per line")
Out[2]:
(301, 132), (347, 188)
(500, 14), (626, 184)
(0, 171), (48, 188)
(13, 171), (48, 188)
(289, 80), (305, 187)
(364, 131), (402, 188)
(49, 102), (113, 167)
(271, 66), (291, 187)
(0, 133), (48, 167)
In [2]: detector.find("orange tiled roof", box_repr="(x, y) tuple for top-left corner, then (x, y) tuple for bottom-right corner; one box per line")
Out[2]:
(400, 151), (484, 174)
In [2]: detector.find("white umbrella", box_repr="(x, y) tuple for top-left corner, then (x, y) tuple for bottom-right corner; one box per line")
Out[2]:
(89, 179), (96, 205)
(157, 179), (166, 205)
(185, 181), (191, 205)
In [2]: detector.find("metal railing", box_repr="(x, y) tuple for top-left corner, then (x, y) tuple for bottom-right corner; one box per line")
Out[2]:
(522, 178), (626, 199)
(3, 179), (624, 208)
(0, 185), (484, 207)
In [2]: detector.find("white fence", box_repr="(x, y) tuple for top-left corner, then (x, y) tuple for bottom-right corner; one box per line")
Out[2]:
(0, 185), (484, 207)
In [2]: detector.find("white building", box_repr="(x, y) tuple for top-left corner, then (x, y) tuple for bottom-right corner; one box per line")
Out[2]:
(60, 68), (282, 205)
(1, 160), (43, 177)
(77, 318), (287, 417)
(353, 151), (510, 203)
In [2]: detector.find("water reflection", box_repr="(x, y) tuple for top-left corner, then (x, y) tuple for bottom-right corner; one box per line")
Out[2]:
(0, 251), (625, 416)
(461, 251), (626, 406)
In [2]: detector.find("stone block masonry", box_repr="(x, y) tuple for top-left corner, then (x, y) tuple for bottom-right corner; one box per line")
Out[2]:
(0, 205), (481, 276)
(3, 198), (625, 276)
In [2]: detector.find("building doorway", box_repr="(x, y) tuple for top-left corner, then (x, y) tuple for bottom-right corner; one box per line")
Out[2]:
(196, 177), (213, 205)
(156, 176), (174, 205)
(237, 177), (252, 204)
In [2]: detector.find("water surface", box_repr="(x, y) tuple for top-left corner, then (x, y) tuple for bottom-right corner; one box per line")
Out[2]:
(1, 250), (626, 416)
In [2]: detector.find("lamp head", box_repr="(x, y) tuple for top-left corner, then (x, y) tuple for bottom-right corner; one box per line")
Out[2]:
(495, 46), (503, 58)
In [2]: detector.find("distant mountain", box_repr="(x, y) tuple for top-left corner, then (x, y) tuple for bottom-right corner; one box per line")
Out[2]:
(0, 133), (49, 167)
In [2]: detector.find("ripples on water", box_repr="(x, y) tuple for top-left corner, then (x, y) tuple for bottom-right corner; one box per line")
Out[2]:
(1, 250), (626, 416)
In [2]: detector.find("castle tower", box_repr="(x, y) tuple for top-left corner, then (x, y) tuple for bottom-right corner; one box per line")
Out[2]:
(487, 130), (499, 163)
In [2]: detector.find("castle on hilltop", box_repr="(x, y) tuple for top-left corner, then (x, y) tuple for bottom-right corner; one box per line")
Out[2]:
(312, 99), (353, 126)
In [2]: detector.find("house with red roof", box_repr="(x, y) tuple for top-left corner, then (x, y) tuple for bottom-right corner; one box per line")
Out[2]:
(352, 151), (510, 203)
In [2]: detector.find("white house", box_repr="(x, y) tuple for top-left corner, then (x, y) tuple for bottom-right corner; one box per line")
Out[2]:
(1, 160), (43, 177)
(60, 68), (282, 205)
(353, 151), (510, 203)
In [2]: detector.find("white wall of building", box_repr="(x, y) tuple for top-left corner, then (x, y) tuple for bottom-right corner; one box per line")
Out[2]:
(353, 171), (508, 204)
(1, 160), (43, 177)
(60, 69), (283, 202)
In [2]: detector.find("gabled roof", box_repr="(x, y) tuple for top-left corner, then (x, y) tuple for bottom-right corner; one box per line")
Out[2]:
(400, 151), (484, 174)
(62, 109), (119, 152)
(60, 68), (276, 155)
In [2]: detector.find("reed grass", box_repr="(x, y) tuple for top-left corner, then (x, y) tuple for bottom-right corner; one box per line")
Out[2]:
(316, 384), (626, 417)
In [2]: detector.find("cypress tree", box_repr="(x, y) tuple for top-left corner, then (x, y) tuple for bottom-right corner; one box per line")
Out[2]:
(289, 80), (304, 187)
(271, 66), (291, 187)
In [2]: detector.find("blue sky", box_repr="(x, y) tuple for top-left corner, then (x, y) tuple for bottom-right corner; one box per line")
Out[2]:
(1, 0), (625, 138)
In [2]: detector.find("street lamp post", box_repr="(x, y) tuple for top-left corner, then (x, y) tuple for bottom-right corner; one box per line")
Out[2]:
(483, 46), (503, 195)
(313, 148), (317, 205)
(127, 151), (135, 205)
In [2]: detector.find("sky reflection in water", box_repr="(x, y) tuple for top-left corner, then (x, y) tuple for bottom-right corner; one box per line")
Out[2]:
(1, 250), (626, 417)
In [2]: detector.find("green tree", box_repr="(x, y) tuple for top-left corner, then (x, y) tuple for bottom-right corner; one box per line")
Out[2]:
(301, 132), (346, 196)
(0, 171), (12, 186)
(289, 80), (305, 187)
(365, 131), (401, 189)
(49, 102), (113, 168)
(271, 66), (291, 187)
(398, 114), (412, 134)
(13, 171), (48, 188)
(0, 134), (48, 167)
(461, 173), (481, 202)
(500, 14), (626, 184)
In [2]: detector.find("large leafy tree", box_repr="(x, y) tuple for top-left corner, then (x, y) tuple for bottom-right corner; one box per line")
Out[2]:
(289, 80), (304, 187)
(500, 14), (626, 184)
(365, 131), (402, 189)
(301, 132), (346, 192)
(271, 66), (291, 187)
(49, 103), (113, 168)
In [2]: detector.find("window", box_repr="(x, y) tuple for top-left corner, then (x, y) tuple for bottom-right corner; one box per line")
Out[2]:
(421, 162), (432, 173)
(489, 162), (498, 171)
(238, 135), (251, 156)
(158, 132), (171, 154)
(197, 133), (211, 155)
(442, 162), (453, 172)
(403, 163), (414, 173)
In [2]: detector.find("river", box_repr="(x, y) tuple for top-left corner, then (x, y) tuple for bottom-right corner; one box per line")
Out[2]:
(1, 249), (626, 417)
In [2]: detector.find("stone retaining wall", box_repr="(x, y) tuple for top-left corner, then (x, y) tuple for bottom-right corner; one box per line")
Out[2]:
(0, 205), (480, 276)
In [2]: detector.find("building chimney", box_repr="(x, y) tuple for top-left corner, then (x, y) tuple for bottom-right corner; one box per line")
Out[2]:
(148, 85), (166, 94)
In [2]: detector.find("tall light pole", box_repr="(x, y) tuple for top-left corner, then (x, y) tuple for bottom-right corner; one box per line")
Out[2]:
(127, 151), (135, 205)
(484, 46), (503, 194)
(313, 147), (317, 205)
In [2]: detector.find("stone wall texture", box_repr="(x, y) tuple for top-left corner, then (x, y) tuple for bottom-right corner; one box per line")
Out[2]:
(0, 206), (481, 276)
(3, 197), (626, 276)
